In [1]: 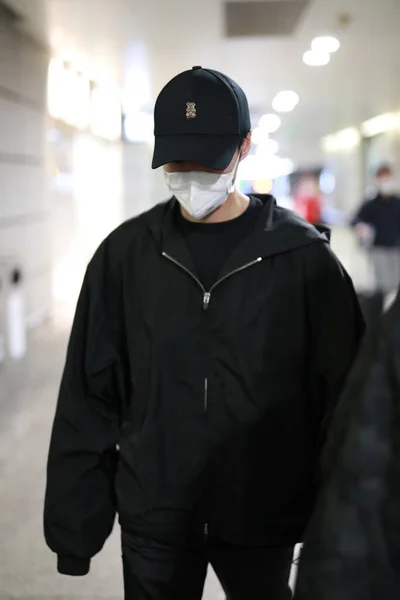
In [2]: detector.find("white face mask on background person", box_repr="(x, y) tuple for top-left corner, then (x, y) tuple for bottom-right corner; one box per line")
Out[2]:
(377, 177), (396, 196)
(164, 154), (241, 220)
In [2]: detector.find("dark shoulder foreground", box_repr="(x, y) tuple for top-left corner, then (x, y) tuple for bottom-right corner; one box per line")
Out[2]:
(294, 294), (400, 600)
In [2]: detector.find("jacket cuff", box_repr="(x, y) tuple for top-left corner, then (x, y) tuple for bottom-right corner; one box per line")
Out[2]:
(57, 556), (90, 576)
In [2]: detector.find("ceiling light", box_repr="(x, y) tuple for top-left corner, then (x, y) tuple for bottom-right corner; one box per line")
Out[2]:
(278, 158), (296, 176)
(256, 138), (279, 157)
(60, 48), (76, 63)
(322, 128), (361, 152)
(238, 155), (294, 181)
(124, 111), (154, 144)
(47, 58), (91, 129)
(90, 84), (122, 142)
(361, 113), (400, 137)
(311, 36), (340, 54)
(252, 127), (269, 146)
(303, 50), (331, 67)
(267, 156), (295, 179)
(272, 91), (299, 113)
(253, 179), (273, 194)
(238, 155), (267, 181)
(258, 113), (282, 133)
(319, 170), (336, 194)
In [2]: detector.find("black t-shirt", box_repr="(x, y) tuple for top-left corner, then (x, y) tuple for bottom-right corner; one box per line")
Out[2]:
(175, 196), (264, 290)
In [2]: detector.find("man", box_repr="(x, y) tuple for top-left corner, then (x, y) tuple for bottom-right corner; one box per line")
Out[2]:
(294, 292), (400, 600)
(44, 66), (364, 600)
(353, 165), (400, 294)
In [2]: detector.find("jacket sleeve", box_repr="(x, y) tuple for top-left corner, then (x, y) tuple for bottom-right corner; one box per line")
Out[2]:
(351, 199), (374, 226)
(44, 243), (124, 576)
(305, 242), (365, 447)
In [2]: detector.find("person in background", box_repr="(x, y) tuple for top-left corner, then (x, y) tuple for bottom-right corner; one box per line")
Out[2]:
(353, 165), (400, 295)
(44, 66), (364, 600)
(294, 290), (400, 600)
(294, 176), (323, 227)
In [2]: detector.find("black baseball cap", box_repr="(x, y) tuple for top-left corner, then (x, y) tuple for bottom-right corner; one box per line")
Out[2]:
(152, 66), (251, 170)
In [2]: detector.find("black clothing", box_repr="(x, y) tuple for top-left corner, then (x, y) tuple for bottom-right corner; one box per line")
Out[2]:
(175, 196), (263, 289)
(123, 532), (293, 600)
(294, 295), (400, 600)
(353, 194), (400, 247)
(44, 195), (364, 580)
(357, 291), (384, 330)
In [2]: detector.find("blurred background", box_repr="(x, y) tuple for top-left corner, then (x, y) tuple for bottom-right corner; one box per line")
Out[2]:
(0, 0), (400, 598)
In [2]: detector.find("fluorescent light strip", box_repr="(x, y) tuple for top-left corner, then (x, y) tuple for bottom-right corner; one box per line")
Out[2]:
(361, 113), (400, 138)
(322, 128), (361, 152)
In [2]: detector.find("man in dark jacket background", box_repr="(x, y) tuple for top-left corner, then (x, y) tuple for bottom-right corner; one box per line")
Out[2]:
(295, 293), (400, 600)
(44, 66), (364, 599)
(353, 165), (400, 294)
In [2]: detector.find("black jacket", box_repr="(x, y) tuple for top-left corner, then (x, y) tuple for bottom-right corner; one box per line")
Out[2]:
(294, 295), (400, 600)
(44, 196), (364, 576)
(353, 195), (400, 247)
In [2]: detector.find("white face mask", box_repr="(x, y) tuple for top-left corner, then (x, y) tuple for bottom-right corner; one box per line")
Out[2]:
(164, 154), (241, 220)
(378, 177), (396, 196)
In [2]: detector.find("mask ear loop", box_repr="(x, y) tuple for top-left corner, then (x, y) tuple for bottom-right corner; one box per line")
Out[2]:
(229, 149), (242, 192)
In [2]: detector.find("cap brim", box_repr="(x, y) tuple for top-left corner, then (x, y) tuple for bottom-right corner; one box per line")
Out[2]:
(152, 134), (241, 170)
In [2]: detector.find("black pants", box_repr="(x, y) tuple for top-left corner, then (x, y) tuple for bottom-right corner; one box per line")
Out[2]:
(122, 532), (294, 600)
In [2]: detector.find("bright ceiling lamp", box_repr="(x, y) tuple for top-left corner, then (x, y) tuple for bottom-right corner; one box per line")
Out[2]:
(322, 127), (361, 152)
(311, 36), (340, 54)
(266, 156), (295, 179)
(272, 91), (299, 113)
(124, 111), (154, 144)
(90, 84), (122, 142)
(258, 113), (282, 133)
(278, 158), (295, 176)
(251, 127), (266, 146)
(320, 170), (336, 194)
(361, 112), (400, 137)
(303, 50), (331, 67)
(253, 179), (273, 194)
(237, 155), (266, 181)
(47, 57), (91, 129)
(238, 155), (294, 181)
(256, 138), (279, 157)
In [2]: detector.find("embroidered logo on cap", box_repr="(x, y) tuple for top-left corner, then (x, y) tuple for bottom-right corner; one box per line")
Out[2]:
(186, 102), (197, 119)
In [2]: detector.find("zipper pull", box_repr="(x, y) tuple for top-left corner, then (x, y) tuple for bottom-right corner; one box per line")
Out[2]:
(203, 292), (211, 311)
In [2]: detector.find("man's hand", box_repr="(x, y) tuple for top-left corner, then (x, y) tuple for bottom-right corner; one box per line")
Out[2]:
(355, 222), (374, 245)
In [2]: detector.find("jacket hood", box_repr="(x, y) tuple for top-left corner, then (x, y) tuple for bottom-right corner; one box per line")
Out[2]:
(250, 194), (331, 254)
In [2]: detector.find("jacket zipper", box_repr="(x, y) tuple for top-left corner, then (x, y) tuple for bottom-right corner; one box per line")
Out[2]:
(204, 378), (209, 541)
(206, 257), (263, 310)
(162, 251), (263, 543)
(204, 522), (209, 539)
(162, 252), (206, 297)
(162, 252), (263, 311)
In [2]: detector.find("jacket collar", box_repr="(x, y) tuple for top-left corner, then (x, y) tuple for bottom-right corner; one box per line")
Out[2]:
(150, 196), (329, 281)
